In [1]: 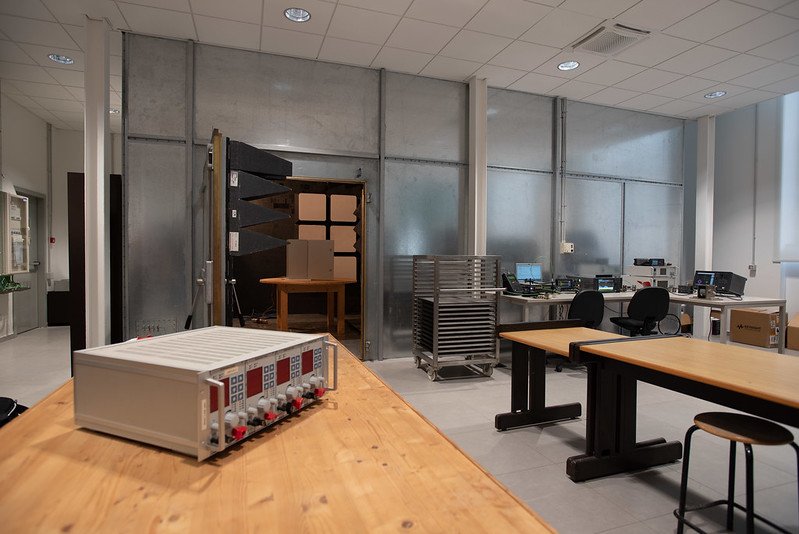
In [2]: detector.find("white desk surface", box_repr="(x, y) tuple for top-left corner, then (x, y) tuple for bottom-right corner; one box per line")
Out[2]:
(501, 291), (637, 306)
(669, 293), (786, 308)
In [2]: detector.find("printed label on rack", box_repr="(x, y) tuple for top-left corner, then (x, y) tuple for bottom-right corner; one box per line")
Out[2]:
(230, 171), (239, 187)
(223, 367), (240, 377)
(201, 400), (208, 430)
(229, 232), (239, 252)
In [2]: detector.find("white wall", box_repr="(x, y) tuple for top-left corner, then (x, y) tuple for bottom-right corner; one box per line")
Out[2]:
(50, 129), (83, 282)
(1, 95), (47, 194)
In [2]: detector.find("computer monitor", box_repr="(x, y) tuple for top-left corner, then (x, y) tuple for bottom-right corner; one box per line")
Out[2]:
(596, 277), (616, 293)
(515, 262), (543, 282)
(693, 270), (715, 287)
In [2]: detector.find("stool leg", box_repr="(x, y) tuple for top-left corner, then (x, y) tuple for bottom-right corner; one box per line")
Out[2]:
(727, 440), (736, 531)
(677, 425), (699, 534)
(791, 442), (799, 528)
(744, 443), (754, 534)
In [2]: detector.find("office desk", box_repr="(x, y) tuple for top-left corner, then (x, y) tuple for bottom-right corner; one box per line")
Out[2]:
(0, 343), (554, 533)
(502, 291), (638, 322)
(669, 293), (787, 353)
(260, 277), (355, 338)
(569, 335), (799, 481)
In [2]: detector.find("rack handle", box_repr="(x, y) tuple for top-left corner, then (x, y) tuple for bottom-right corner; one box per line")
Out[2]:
(323, 340), (339, 391)
(205, 378), (226, 452)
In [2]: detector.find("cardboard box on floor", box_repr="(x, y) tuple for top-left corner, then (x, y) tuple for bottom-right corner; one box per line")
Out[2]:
(787, 314), (799, 351)
(729, 308), (780, 348)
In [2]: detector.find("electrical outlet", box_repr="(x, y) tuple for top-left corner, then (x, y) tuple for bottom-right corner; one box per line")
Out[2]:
(135, 319), (177, 337)
(748, 264), (757, 276)
(560, 242), (575, 254)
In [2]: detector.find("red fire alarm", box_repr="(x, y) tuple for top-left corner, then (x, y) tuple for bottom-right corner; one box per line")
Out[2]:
(49, 237), (56, 245)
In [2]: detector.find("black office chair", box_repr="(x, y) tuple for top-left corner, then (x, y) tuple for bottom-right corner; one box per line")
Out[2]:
(610, 287), (670, 336)
(551, 290), (605, 372)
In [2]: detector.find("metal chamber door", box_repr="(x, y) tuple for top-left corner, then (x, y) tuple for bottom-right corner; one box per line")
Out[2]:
(13, 194), (43, 334)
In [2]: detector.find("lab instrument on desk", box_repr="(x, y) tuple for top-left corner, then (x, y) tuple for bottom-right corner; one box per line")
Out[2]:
(693, 270), (746, 296)
(73, 327), (337, 461)
(624, 265), (678, 289)
(515, 262), (543, 282)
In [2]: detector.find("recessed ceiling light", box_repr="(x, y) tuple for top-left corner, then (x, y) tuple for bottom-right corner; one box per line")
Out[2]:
(558, 60), (580, 71)
(704, 91), (727, 99)
(284, 7), (310, 22)
(109, 109), (120, 115)
(48, 53), (74, 65)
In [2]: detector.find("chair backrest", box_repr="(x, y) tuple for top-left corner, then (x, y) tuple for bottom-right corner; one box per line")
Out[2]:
(567, 290), (605, 328)
(627, 287), (670, 322)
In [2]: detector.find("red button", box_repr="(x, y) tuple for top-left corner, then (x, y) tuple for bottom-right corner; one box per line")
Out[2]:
(265, 412), (277, 421)
(292, 398), (303, 410)
(232, 426), (247, 440)
(314, 388), (326, 398)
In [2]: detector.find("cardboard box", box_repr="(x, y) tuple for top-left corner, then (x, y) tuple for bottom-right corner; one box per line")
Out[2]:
(787, 314), (799, 351)
(729, 308), (780, 348)
(286, 239), (334, 279)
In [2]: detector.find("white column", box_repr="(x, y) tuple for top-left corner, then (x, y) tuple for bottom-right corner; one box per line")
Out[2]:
(468, 76), (487, 255)
(694, 115), (715, 338)
(84, 16), (111, 347)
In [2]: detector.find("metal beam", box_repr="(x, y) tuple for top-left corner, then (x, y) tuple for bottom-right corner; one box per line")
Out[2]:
(467, 76), (487, 255)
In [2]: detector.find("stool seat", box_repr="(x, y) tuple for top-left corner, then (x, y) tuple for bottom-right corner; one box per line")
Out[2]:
(694, 412), (794, 446)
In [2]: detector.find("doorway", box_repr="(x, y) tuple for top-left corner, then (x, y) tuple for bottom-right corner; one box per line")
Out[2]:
(13, 191), (46, 334)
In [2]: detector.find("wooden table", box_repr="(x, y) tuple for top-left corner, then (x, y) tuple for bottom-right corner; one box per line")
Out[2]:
(0, 342), (553, 533)
(260, 277), (355, 338)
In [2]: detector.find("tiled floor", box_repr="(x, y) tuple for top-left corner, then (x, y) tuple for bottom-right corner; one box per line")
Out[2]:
(2, 327), (797, 533)
(367, 358), (799, 534)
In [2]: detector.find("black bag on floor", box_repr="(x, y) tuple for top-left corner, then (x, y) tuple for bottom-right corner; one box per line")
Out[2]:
(0, 397), (27, 428)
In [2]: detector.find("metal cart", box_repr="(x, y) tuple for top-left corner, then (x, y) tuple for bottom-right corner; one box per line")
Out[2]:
(412, 255), (502, 381)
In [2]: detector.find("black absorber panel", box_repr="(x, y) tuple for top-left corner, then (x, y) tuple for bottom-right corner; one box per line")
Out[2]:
(231, 200), (290, 229)
(230, 230), (286, 257)
(231, 170), (292, 201)
(228, 141), (293, 177)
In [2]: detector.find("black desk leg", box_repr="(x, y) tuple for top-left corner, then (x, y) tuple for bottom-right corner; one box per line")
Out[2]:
(567, 360), (682, 481)
(495, 342), (582, 431)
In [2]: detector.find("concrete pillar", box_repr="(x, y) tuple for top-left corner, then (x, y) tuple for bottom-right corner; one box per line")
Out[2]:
(84, 16), (111, 347)
(468, 76), (487, 256)
(694, 115), (715, 338)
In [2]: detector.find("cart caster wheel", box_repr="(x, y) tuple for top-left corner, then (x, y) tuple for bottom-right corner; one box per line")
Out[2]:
(426, 368), (437, 381)
(414, 356), (422, 369)
(482, 364), (494, 377)
(555, 365), (563, 372)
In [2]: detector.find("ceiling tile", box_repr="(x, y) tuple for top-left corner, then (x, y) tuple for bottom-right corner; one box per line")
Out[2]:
(778, 1), (799, 18)
(194, 15), (261, 50)
(533, 50), (606, 79)
(31, 96), (83, 111)
(51, 109), (85, 122)
(118, 0), (190, 12)
(582, 86), (639, 106)
(508, 71), (566, 93)
(685, 103), (733, 118)
(618, 93), (673, 111)
(0, 79), (22, 93)
(488, 40), (559, 71)
(385, 18), (459, 54)
(615, 0), (715, 31)
(470, 64), (526, 88)
(650, 99), (702, 116)
(440, 30), (512, 63)
(419, 56), (482, 81)
(657, 45), (737, 75)
(749, 31), (799, 61)
(18, 43), (84, 71)
(787, 54), (799, 65)
(575, 60), (644, 85)
(260, 26), (323, 59)
(730, 62), (799, 87)
(761, 73), (799, 93)
(371, 46), (432, 74)
(697, 54), (774, 82)
(7, 79), (75, 99)
(318, 37), (380, 66)
(41, 0), (128, 29)
(0, 60), (58, 84)
(0, 0), (55, 21)
(190, 0), (262, 23)
(65, 86), (84, 100)
(709, 13), (799, 52)
(61, 26), (122, 55)
(547, 79), (604, 99)
(664, 0), (765, 42)
(650, 76), (716, 98)
(327, 5), (399, 44)
(4, 93), (44, 109)
(558, 0), (640, 19)
(117, 4), (197, 40)
(0, 15), (80, 49)
(519, 7), (602, 48)
(614, 68), (683, 92)
(405, 0), (487, 27)
(614, 34), (695, 67)
(533, 0), (567, 5)
(27, 106), (63, 124)
(45, 67), (84, 86)
(0, 39), (36, 64)
(682, 83), (751, 104)
(263, 0), (336, 35)
(466, 0), (552, 39)
(739, 0), (794, 11)
(712, 89), (780, 108)
(339, 0), (413, 16)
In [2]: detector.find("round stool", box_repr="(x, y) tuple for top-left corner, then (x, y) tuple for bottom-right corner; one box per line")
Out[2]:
(674, 412), (799, 534)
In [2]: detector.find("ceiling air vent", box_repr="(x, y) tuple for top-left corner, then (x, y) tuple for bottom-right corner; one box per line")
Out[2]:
(571, 22), (650, 56)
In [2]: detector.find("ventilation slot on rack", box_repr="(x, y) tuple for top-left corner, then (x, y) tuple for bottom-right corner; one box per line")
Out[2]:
(571, 22), (650, 56)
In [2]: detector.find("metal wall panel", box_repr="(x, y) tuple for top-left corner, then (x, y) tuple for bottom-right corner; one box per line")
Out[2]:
(566, 102), (684, 183)
(126, 34), (187, 138)
(624, 182), (683, 269)
(126, 140), (190, 335)
(385, 73), (468, 163)
(382, 161), (465, 358)
(487, 89), (553, 170)
(682, 120), (697, 278)
(558, 177), (622, 276)
(486, 169), (552, 275)
(194, 45), (380, 155)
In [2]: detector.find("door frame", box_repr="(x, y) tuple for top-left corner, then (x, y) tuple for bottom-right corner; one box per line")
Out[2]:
(14, 188), (47, 330)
